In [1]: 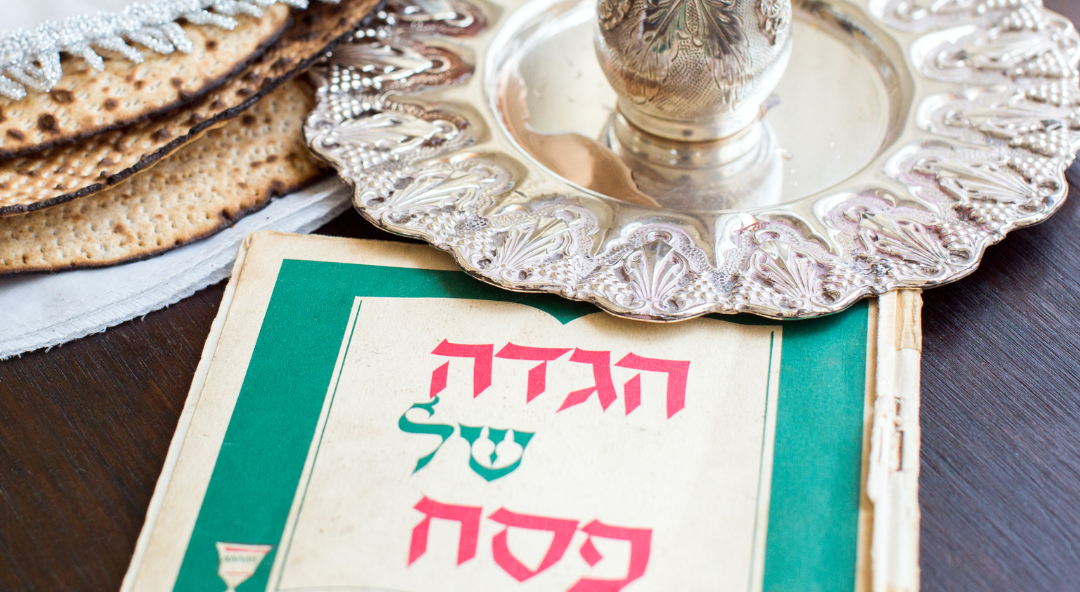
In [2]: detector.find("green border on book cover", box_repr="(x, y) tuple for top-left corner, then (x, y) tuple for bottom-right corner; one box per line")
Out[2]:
(171, 259), (869, 592)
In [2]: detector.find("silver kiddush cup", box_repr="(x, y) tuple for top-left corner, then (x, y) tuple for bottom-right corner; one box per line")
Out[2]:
(596, 0), (793, 142)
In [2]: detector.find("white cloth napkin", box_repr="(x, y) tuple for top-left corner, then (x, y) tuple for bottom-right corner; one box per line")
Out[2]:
(0, 179), (351, 359)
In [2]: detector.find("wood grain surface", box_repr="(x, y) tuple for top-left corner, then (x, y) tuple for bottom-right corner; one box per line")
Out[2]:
(919, 164), (1080, 592)
(3, 3), (1080, 590)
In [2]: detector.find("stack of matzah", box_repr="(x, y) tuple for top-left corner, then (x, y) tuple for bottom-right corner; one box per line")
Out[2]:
(0, 0), (378, 275)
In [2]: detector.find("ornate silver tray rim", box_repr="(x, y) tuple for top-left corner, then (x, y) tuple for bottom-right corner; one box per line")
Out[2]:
(306, 0), (1080, 321)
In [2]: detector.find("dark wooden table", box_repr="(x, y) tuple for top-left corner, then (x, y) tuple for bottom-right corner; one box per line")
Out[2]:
(4, 4), (1080, 589)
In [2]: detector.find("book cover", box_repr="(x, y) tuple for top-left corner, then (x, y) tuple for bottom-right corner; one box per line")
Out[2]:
(121, 231), (920, 592)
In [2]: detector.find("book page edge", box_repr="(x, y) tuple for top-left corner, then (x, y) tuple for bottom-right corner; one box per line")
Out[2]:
(119, 232), (258, 592)
(866, 289), (923, 592)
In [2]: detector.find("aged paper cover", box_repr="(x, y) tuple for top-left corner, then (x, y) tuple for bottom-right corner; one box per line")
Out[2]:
(121, 231), (921, 592)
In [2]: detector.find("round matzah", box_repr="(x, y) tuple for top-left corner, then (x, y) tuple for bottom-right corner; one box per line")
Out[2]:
(0, 5), (291, 159)
(0, 0), (380, 216)
(0, 79), (327, 275)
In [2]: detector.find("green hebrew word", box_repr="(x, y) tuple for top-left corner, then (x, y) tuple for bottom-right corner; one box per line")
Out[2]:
(398, 397), (455, 473)
(458, 425), (535, 482)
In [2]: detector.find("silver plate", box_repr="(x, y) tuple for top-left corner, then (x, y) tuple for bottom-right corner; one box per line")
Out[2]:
(305, 0), (1080, 320)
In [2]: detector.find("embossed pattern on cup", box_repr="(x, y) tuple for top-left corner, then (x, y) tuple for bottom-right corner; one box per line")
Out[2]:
(595, 0), (793, 140)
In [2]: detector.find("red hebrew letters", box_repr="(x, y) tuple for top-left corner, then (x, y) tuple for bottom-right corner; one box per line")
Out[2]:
(408, 497), (482, 565)
(495, 344), (572, 403)
(569, 520), (653, 592)
(429, 362), (449, 399)
(427, 340), (689, 420)
(408, 497), (653, 589)
(558, 350), (618, 412)
(488, 509), (578, 582)
(431, 340), (494, 397)
(614, 354), (691, 418)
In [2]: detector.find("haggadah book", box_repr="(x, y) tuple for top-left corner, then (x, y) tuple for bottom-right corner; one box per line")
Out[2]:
(120, 232), (922, 592)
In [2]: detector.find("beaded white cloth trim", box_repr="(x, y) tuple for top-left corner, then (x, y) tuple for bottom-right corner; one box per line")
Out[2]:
(0, 0), (337, 101)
